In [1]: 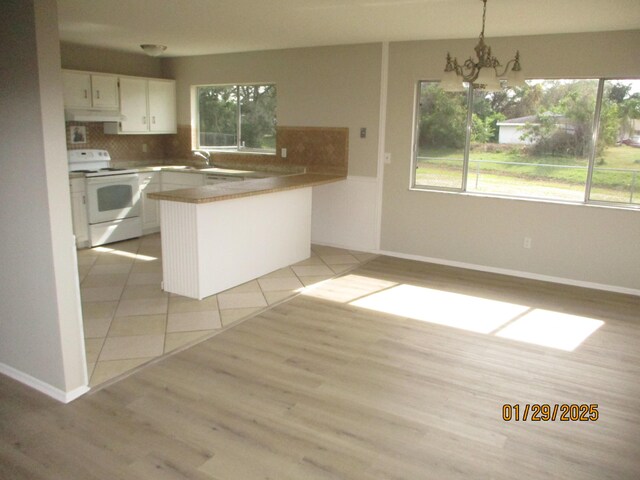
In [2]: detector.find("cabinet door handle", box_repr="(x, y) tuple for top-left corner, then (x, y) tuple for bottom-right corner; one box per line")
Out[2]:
(96, 90), (100, 99)
(152, 116), (156, 124)
(82, 195), (86, 205)
(143, 116), (147, 124)
(83, 89), (88, 99)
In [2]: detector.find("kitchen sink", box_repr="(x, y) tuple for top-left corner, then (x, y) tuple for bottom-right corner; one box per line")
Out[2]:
(152, 165), (276, 179)
(198, 167), (249, 174)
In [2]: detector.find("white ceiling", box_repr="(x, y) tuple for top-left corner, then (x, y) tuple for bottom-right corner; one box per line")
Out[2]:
(57, 0), (640, 57)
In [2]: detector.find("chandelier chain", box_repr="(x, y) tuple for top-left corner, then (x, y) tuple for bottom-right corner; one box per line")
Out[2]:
(480, 0), (487, 38)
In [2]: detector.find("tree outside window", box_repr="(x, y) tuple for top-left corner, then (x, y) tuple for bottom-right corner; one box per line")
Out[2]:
(414, 78), (640, 207)
(197, 84), (276, 152)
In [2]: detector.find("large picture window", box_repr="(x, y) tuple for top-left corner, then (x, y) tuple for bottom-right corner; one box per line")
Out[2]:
(196, 84), (276, 153)
(412, 79), (640, 207)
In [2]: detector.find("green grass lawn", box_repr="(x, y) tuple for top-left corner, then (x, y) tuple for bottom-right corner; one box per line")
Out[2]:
(419, 144), (640, 169)
(415, 164), (639, 204)
(417, 144), (640, 195)
(416, 144), (640, 204)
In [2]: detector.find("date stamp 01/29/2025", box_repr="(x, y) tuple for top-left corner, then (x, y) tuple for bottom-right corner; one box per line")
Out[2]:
(502, 404), (599, 422)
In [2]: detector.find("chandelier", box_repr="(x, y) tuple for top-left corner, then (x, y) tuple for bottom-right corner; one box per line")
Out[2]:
(440, 0), (525, 92)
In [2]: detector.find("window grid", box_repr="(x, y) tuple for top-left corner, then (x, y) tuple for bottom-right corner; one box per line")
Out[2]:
(411, 78), (640, 209)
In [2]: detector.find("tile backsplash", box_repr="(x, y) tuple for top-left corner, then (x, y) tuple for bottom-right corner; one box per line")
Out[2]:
(66, 122), (349, 175)
(276, 126), (348, 176)
(65, 122), (169, 162)
(166, 125), (349, 175)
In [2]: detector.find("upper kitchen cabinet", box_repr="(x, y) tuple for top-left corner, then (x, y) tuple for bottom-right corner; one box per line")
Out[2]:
(118, 77), (148, 133)
(105, 76), (177, 135)
(148, 80), (177, 133)
(62, 71), (119, 110)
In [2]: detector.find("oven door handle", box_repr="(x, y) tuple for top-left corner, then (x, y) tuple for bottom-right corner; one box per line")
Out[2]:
(86, 173), (139, 185)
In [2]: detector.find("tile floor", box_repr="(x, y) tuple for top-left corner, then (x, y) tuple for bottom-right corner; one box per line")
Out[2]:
(77, 233), (377, 387)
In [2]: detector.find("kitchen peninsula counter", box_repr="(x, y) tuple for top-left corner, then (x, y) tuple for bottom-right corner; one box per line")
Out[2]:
(150, 173), (345, 300)
(147, 173), (344, 203)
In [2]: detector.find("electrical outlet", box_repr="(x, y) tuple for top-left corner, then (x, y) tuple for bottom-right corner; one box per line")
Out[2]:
(142, 143), (148, 153)
(281, 147), (287, 158)
(360, 128), (367, 138)
(523, 237), (532, 249)
(384, 153), (391, 164)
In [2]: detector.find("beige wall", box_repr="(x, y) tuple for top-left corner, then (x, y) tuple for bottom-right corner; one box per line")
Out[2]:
(57, 30), (640, 291)
(0, 0), (86, 396)
(383, 30), (640, 291)
(162, 44), (382, 177)
(60, 42), (163, 78)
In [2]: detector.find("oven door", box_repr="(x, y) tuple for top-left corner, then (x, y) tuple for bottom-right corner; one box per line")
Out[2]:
(86, 173), (141, 224)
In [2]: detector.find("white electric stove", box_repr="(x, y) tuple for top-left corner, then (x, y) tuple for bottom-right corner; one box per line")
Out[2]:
(68, 149), (142, 247)
(68, 149), (139, 176)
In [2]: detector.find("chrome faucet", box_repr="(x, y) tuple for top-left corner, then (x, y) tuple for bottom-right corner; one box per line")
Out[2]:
(193, 150), (211, 166)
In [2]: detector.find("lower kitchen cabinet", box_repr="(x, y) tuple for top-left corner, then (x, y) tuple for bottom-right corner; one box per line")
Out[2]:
(139, 172), (160, 233)
(69, 177), (89, 247)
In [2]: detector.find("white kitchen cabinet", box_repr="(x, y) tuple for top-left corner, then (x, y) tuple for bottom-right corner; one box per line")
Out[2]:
(62, 71), (118, 110)
(90, 75), (119, 109)
(139, 172), (160, 233)
(118, 77), (149, 133)
(69, 177), (89, 247)
(105, 77), (176, 135)
(148, 80), (177, 133)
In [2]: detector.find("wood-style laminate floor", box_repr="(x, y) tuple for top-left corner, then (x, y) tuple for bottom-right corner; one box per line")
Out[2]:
(2, 255), (640, 479)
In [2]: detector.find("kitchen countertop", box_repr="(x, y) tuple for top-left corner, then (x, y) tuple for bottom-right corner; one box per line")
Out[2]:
(69, 164), (289, 180)
(147, 173), (345, 204)
(136, 165), (277, 178)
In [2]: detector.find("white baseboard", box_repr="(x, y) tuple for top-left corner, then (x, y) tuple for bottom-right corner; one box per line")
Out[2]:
(377, 250), (640, 298)
(142, 226), (160, 235)
(0, 362), (89, 403)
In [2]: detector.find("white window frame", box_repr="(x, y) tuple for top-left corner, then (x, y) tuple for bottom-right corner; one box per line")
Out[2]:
(411, 78), (640, 210)
(194, 83), (276, 154)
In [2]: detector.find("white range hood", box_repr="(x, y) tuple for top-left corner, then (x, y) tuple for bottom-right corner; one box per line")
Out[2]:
(64, 109), (123, 122)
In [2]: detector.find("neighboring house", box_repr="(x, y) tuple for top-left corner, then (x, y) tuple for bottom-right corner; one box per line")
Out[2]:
(496, 115), (538, 144)
(630, 119), (640, 142)
(497, 113), (573, 144)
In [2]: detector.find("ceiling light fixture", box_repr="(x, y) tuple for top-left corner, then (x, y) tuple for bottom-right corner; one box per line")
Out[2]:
(140, 44), (167, 57)
(440, 0), (525, 92)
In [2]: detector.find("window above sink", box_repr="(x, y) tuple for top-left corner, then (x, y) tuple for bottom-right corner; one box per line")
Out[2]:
(194, 84), (277, 154)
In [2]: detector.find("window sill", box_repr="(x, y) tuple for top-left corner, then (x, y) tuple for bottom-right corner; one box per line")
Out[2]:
(196, 149), (276, 156)
(408, 186), (640, 211)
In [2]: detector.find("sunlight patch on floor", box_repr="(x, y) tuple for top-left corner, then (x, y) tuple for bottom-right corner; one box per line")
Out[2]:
(495, 309), (604, 351)
(93, 246), (157, 261)
(350, 284), (529, 334)
(304, 276), (607, 351)
(300, 274), (398, 303)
